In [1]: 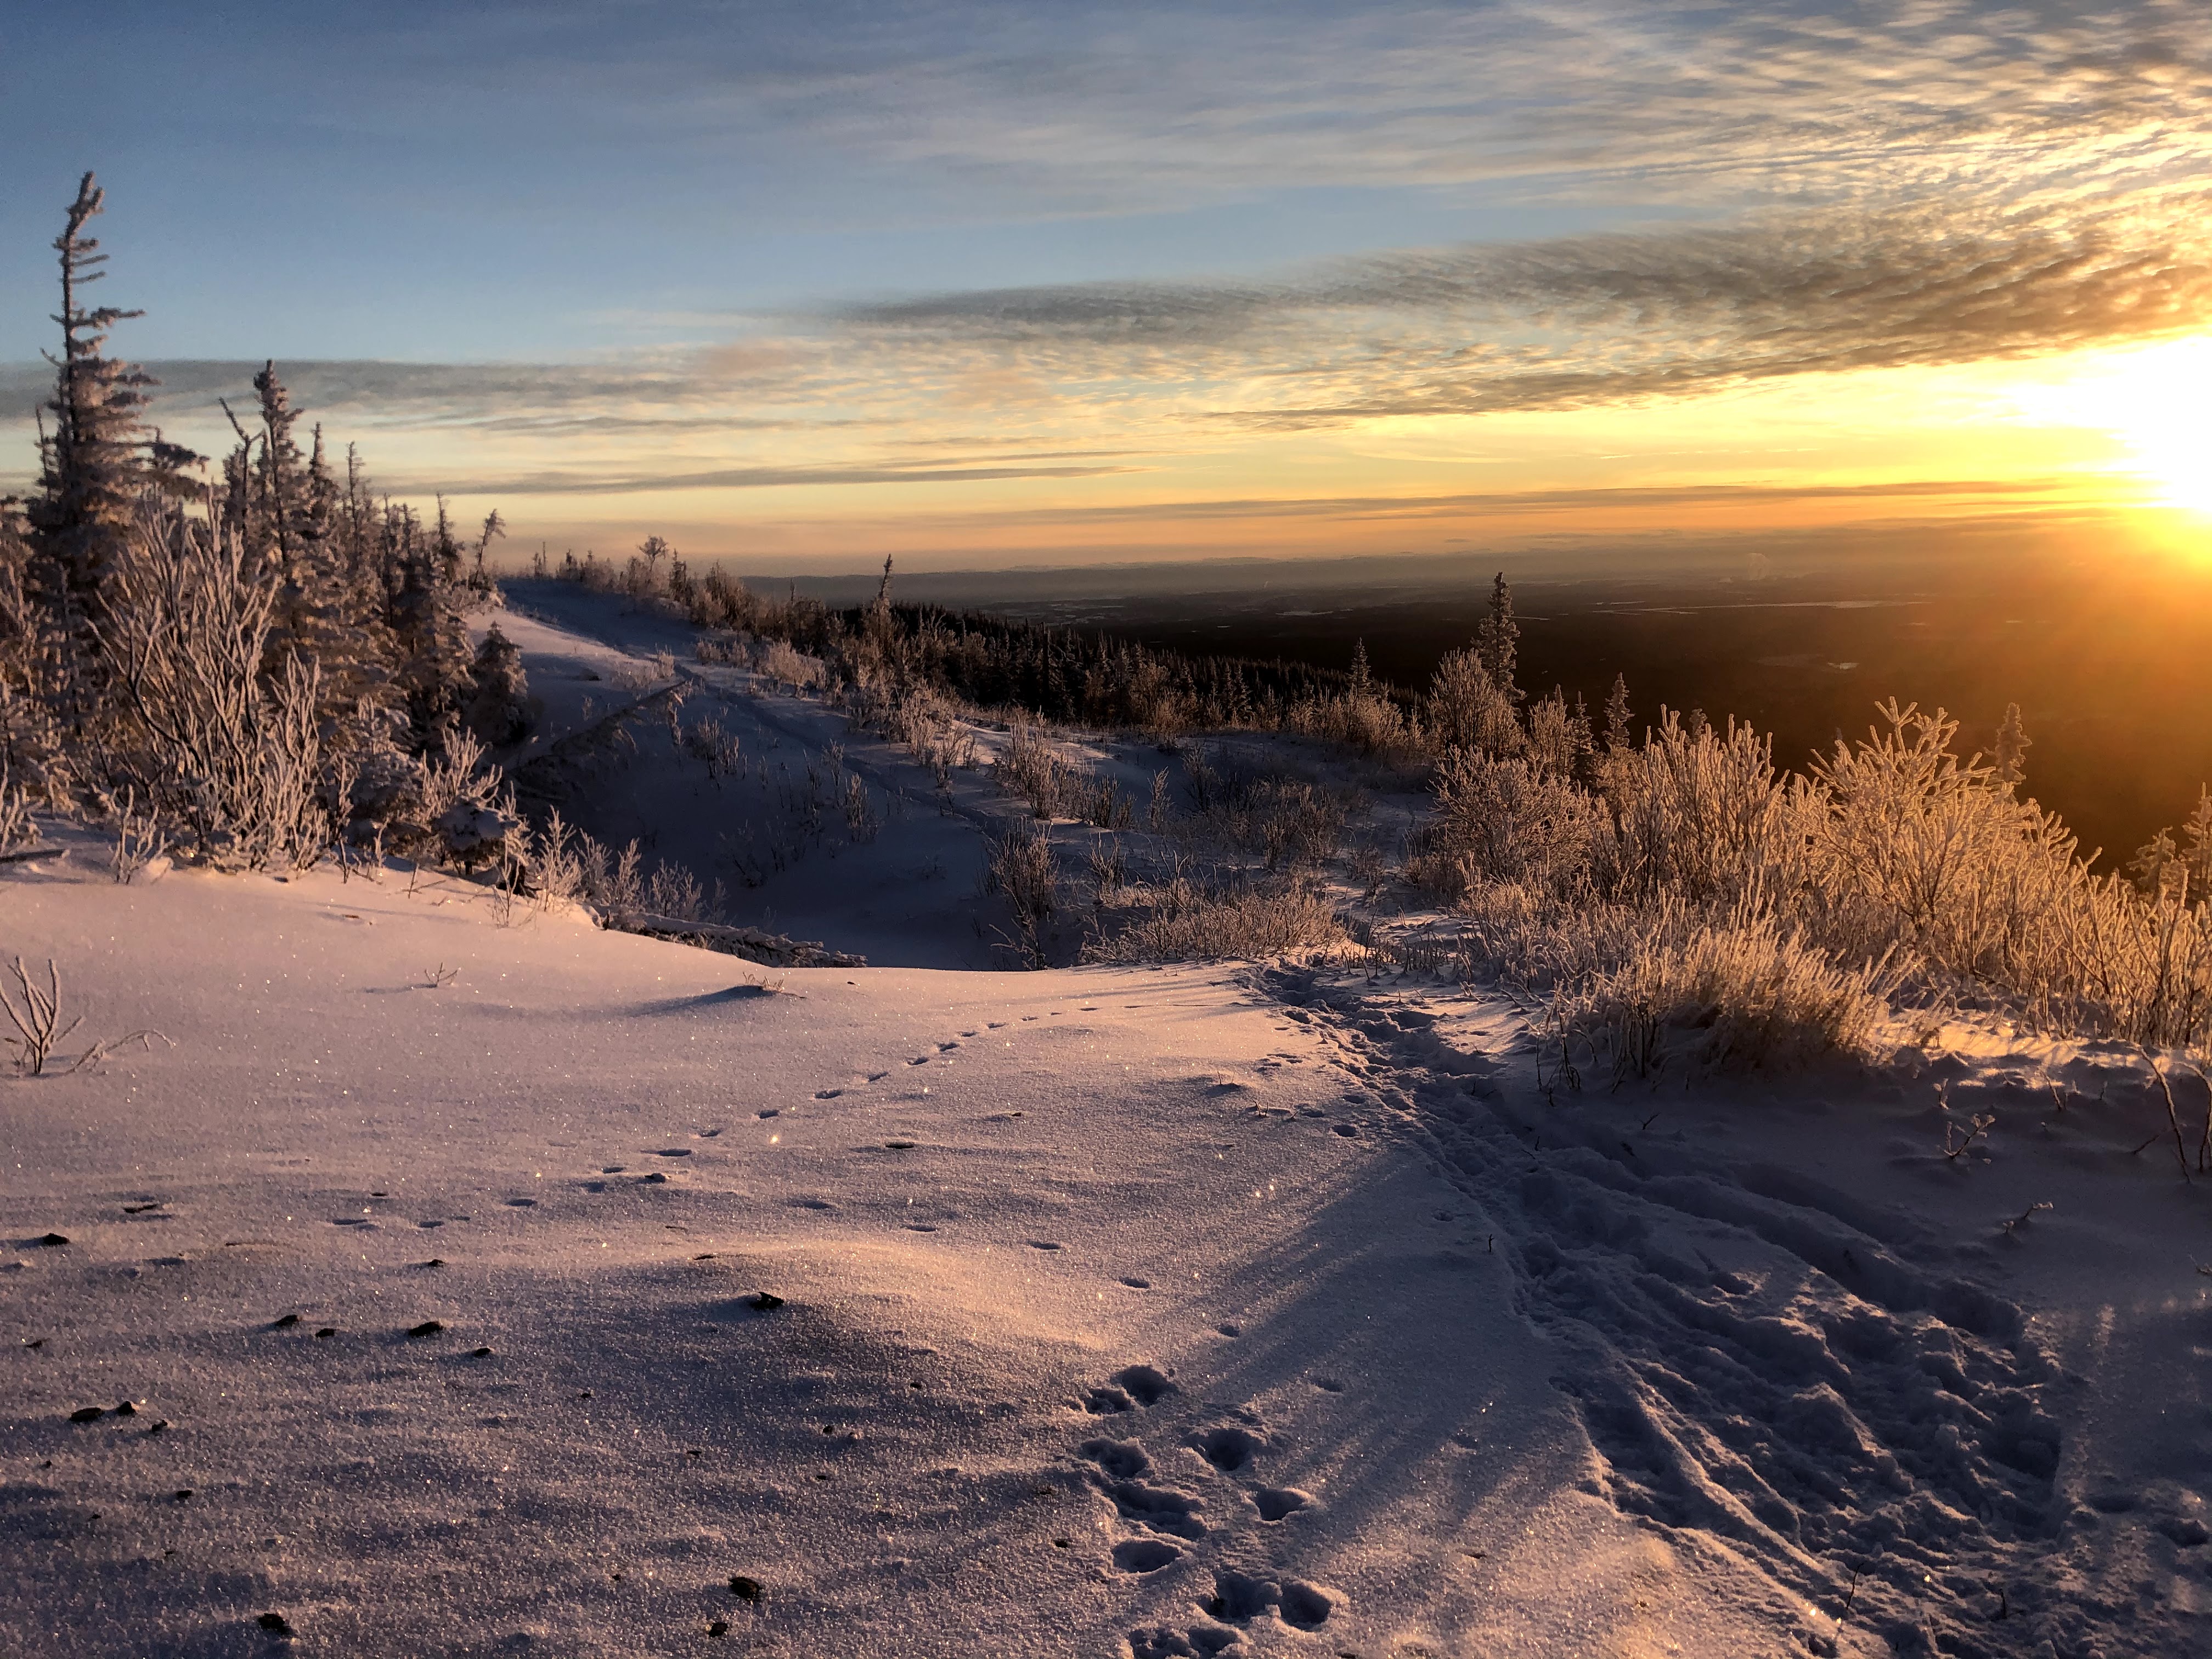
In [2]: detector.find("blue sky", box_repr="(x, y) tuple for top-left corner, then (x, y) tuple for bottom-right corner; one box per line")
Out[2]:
(4, 2), (2209, 567)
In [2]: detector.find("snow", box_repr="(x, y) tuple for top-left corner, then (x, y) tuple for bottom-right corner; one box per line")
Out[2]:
(7, 596), (2211, 1656)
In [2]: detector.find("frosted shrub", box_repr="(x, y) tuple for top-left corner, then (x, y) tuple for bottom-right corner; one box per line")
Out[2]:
(869, 681), (976, 786)
(755, 639), (822, 692)
(1448, 881), (1655, 992)
(983, 821), (1059, 965)
(681, 715), (744, 780)
(1802, 701), (2083, 985)
(1176, 751), (1349, 870)
(0, 760), (33, 854)
(1558, 903), (1900, 1074)
(1523, 691), (1588, 782)
(1598, 709), (1810, 907)
(1086, 877), (1340, 963)
(96, 503), (332, 868)
(515, 809), (586, 909)
(1288, 689), (1410, 755)
(1426, 648), (1521, 756)
(1413, 750), (1604, 899)
(996, 724), (1074, 819)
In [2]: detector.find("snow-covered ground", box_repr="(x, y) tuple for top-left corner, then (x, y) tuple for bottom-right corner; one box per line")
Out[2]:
(7, 598), (2211, 1657)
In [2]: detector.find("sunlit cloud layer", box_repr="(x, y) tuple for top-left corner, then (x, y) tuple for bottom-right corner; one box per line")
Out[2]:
(3, 1), (2209, 566)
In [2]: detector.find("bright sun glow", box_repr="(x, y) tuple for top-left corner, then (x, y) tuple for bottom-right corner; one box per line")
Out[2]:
(2017, 336), (2212, 515)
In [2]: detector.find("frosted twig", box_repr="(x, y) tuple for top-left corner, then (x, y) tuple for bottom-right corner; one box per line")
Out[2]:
(2, 957), (83, 1076)
(67, 1030), (173, 1074)
(1942, 1112), (1995, 1161)
(2141, 1049), (2193, 1183)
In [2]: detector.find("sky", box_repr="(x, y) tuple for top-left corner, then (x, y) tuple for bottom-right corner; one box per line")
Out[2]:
(3, 0), (2210, 574)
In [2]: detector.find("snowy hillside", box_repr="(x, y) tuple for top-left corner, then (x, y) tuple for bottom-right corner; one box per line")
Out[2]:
(5, 603), (2211, 1658)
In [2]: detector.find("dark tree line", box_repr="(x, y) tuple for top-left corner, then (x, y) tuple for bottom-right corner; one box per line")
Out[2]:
(555, 545), (1392, 738)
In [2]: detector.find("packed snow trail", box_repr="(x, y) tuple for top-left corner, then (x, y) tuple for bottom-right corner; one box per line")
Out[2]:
(1264, 962), (2212, 1658)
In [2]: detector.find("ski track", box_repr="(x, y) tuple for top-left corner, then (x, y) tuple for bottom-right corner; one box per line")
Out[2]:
(1257, 962), (2206, 1659)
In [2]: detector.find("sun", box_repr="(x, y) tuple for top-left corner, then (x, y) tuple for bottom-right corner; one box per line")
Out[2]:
(2035, 336), (2212, 515)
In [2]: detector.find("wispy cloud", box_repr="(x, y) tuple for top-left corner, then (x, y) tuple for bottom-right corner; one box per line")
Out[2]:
(4, 189), (2206, 500)
(832, 202), (2212, 424)
(397, 461), (1138, 496)
(458, 2), (2212, 215)
(6, 1), (2210, 537)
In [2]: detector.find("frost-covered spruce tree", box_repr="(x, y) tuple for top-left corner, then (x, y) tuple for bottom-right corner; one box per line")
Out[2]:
(464, 624), (530, 746)
(467, 509), (505, 597)
(1474, 571), (1521, 702)
(1603, 673), (1633, 750)
(1993, 701), (2030, 791)
(211, 366), (403, 717)
(26, 174), (156, 645)
(386, 503), (475, 738)
(2182, 788), (2212, 902)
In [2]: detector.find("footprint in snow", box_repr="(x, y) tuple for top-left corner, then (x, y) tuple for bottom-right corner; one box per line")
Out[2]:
(1113, 1365), (1176, 1405)
(789, 1198), (834, 1211)
(1251, 1487), (1309, 1521)
(1081, 1438), (1152, 1479)
(1085, 1365), (1177, 1414)
(1111, 1538), (1182, 1573)
(1101, 1477), (1205, 1538)
(1193, 1426), (1265, 1473)
(1128, 1627), (1237, 1659)
(504, 1198), (537, 1209)
(1120, 1277), (1152, 1290)
(651, 1149), (692, 1158)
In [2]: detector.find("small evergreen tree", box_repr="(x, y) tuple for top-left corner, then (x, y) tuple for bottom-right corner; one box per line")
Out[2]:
(470, 510), (506, 595)
(2129, 827), (2182, 898)
(2183, 788), (2212, 900)
(464, 624), (530, 746)
(26, 173), (156, 640)
(1993, 702), (2030, 790)
(1603, 673), (1633, 750)
(1474, 572), (1521, 701)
